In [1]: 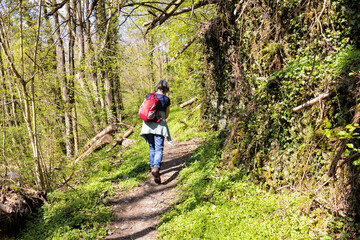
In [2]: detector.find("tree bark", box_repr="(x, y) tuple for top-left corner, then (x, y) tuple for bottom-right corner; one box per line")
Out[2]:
(81, 123), (117, 154)
(85, 0), (102, 131)
(71, 0), (79, 155)
(180, 97), (198, 108)
(292, 93), (330, 112)
(76, 0), (99, 130)
(30, 0), (46, 190)
(72, 134), (114, 166)
(53, 6), (72, 159)
(106, 127), (134, 152)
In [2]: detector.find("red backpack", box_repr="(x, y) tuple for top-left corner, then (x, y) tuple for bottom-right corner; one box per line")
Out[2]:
(139, 93), (162, 123)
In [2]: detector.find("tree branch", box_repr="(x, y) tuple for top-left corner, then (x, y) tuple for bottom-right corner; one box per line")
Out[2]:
(169, 33), (198, 62)
(172, 0), (218, 16)
(144, 0), (186, 34)
(45, 0), (69, 17)
(0, 23), (23, 83)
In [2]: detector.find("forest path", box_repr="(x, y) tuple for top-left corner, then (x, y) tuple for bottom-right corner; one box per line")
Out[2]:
(105, 139), (201, 240)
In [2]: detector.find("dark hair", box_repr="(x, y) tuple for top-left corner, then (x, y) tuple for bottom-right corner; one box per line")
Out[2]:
(155, 80), (169, 93)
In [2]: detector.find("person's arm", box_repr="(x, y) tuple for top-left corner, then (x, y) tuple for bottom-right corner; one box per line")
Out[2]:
(165, 106), (170, 122)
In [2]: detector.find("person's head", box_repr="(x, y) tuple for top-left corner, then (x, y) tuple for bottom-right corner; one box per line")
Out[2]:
(155, 80), (169, 93)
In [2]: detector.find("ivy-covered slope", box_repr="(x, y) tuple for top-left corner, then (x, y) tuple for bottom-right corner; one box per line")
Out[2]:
(196, 0), (360, 237)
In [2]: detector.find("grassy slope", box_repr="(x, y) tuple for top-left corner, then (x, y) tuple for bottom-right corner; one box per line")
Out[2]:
(16, 97), (345, 239)
(157, 138), (321, 240)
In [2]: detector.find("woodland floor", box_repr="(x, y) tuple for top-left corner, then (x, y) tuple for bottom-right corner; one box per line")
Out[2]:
(105, 139), (201, 240)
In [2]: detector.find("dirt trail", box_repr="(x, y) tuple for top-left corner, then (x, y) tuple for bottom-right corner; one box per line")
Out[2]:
(105, 139), (201, 240)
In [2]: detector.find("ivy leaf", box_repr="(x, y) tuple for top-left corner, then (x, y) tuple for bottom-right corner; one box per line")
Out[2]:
(345, 124), (356, 131)
(353, 158), (360, 166)
(346, 143), (354, 149)
(326, 121), (332, 128)
(344, 149), (351, 156)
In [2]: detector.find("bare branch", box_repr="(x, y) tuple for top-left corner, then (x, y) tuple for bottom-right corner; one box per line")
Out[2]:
(172, 0), (217, 16)
(144, 0), (186, 34)
(143, 0), (217, 29)
(169, 33), (198, 62)
(45, 0), (69, 17)
(0, 23), (23, 83)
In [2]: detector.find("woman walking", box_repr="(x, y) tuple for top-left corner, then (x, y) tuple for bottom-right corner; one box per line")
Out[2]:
(140, 80), (172, 184)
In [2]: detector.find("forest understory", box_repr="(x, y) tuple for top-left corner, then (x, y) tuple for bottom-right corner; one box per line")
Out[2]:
(1, 0), (360, 239)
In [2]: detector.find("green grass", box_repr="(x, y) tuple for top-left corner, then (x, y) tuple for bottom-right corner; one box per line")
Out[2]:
(157, 138), (320, 240)
(15, 106), (205, 239)
(16, 105), (322, 239)
(168, 106), (208, 141)
(16, 129), (151, 239)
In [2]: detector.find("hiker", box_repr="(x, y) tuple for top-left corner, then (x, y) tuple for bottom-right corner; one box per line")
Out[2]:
(140, 80), (172, 184)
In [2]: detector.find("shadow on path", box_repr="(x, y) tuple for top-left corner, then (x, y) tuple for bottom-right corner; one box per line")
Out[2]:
(105, 140), (200, 240)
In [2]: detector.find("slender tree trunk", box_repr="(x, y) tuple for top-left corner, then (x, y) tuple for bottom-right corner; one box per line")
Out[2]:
(76, 0), (99, 131)
(0, 50), (12, 127)
(85, 0), (102, 130)
(95, 0), (117, 124)
(0, 49), (9, 177)
(53, 7), (72, 159)
(7, 80), (18, 127)
(70, 0), (78, 155)
(65, 1), (75, 158)
(148, 34), (155, 92)
(114, 75), (124, 122)
(30, 0), (46, 190)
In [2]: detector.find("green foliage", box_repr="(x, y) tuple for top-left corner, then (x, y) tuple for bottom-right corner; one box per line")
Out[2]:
(324, 122), (360, 165)
(167, 106), (207, 141)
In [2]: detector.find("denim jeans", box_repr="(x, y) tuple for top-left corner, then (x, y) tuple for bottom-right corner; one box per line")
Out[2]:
(146, 134), (164, 168)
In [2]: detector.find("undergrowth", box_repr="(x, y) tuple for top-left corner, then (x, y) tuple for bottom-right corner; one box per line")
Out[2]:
(158, 136), (332, 239)
(15, 105), (204, 239)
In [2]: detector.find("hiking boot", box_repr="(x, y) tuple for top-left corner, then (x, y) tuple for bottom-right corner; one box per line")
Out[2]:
(151, 167), (161, 184)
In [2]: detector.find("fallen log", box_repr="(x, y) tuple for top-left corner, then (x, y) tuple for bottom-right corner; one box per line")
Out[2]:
(64, 125), (132, 184)
(293, 93), (330, 112)
(106, 127), (135, 152)
(180, 97), (197, 108)
(116, 122), (133, 129)
(64, 134), (114, 184)
(72, 134), (113, 166)
(81, 124), (117, 154)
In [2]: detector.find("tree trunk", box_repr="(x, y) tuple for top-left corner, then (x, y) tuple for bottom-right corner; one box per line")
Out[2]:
(148, 34), (155, 92)
(30, 0), (46, 190)
(85, 0), (101, 131)
(53, 9), (72, 159)
(70, 0), (79, 155)
(113, 75), (124, 122)
(76, 0), (99, 131)
(0, 50), (11, 127)
(0, 49), (9, 177)
(81, 123), (117, 154)
(180, 97), (198, 108)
